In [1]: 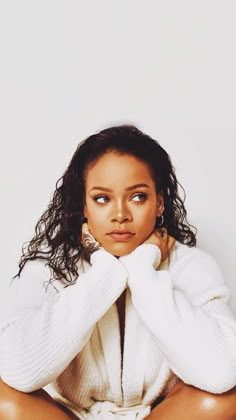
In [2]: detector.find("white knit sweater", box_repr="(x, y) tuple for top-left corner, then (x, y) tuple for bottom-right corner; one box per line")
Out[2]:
(1, 242), (236, 419)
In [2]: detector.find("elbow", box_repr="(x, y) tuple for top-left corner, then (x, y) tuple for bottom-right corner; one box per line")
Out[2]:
(0, 360), (50, 393)
(192, 362), (236, 395)
(203, 368), (236, 394)
(0, 349), (53, 392)
(175, 357), (236, 395)
(0, 374), (43, 393)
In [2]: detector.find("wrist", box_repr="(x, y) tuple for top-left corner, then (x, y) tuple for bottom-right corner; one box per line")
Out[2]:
(91, 249), (127, 272)
(120, 243), (161, 271)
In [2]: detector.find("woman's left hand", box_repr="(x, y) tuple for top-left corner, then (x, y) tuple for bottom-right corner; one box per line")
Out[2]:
(81, 223), (104, 255)
(144, 228), (175, 262)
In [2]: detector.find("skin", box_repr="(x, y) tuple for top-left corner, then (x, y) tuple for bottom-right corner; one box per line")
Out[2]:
(83, 151), (174, 260)
(0, 378), (236, 420)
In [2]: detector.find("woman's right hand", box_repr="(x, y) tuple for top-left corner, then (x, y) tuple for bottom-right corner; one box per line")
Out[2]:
(81, 223), (104, 255)
(144, 228), (175, 262)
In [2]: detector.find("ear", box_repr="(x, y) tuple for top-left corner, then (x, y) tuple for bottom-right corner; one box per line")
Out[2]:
(156, 193), (164, 217)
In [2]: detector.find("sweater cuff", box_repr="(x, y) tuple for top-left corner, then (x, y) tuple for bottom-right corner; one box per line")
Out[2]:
(91, 249), (128, 279)
(120, 244), (161, 272)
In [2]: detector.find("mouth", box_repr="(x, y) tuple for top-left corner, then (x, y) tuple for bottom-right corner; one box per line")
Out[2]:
(107, 229), (135, 242)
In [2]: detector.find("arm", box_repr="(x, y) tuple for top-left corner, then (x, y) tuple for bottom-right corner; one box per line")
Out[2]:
(0, 251), (127, 392)
(120, 243), (236, 394)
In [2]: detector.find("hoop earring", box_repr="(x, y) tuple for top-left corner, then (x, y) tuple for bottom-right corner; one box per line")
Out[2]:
(156, 215), (164, 227)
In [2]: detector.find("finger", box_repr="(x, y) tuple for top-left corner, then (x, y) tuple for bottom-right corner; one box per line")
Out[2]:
(155, 228), (168, 240)
(167, 235), (176, 250)
(158, 229), (166, 238)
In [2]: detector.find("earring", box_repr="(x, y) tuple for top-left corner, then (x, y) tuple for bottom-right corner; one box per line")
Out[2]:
(156, 214), (164, 227)
(82, 216), (88, 224)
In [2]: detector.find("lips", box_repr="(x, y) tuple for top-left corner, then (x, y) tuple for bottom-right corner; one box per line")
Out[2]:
(107, 229), (135, 242)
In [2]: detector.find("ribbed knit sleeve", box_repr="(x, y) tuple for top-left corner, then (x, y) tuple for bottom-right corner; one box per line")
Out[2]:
(120, 244), (236, 394)
(0, 251), (127, 392)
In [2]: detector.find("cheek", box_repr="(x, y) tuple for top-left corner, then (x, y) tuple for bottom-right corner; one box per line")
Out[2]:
(84, 200), (97, 223)
(136, 208), (157, 236)
(139, 206), (157, 224)
(143, 218), (156, 237)
(145, 206), (158, 228)
(85, 207), (105, 235)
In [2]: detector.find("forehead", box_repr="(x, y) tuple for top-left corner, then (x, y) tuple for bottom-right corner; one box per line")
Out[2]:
(85, 152), (155, 186)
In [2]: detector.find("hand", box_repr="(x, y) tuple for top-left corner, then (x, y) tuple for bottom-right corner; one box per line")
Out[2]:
(81, 223), (104, 255)
(144, 228), (175, 262)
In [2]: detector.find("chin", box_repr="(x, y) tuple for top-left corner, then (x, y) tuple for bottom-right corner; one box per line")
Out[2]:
(103, 243), (140, 257)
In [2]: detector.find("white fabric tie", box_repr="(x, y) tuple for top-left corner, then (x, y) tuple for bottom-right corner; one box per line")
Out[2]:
(79, 401), (151, 419)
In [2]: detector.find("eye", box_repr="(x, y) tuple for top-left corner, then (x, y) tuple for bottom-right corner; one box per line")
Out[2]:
(93, 195), (109, 204)
(131, 193), (147, 202)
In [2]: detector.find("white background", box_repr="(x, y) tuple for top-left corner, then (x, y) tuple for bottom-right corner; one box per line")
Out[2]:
(1, 1), (236, 313)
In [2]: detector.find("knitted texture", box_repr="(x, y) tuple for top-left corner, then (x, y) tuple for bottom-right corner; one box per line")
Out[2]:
(1, 243), (236, 419)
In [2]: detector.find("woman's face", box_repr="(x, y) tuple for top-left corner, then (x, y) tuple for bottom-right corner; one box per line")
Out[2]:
(84, 152), (164, 256)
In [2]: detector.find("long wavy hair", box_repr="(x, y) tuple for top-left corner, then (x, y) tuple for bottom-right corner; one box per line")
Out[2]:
(16, 125), (197, 284)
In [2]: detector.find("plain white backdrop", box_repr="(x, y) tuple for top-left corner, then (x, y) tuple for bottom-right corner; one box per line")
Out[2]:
(0, 1), (236, 312)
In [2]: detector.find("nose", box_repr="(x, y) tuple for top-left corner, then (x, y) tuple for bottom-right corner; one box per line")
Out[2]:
(111, 200), (132, 223)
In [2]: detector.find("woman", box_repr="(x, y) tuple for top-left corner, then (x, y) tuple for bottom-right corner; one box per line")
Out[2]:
(0, 125), (236, 419)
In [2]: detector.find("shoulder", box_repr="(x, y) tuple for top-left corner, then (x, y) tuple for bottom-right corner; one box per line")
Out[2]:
(1, 257), (88, 322)
(7, 260), (55, 302)
(170, 242), (221, 274)
(16, 257), (90, 292)
(167, 242), (229, 303)
(8, 259), (63, 304)
(0, 260), (53, 321)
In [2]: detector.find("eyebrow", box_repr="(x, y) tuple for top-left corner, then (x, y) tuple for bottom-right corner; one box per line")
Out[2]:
(89, 183), (150, 192)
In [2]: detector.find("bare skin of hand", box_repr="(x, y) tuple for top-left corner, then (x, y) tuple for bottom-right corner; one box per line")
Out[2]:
(144, 228), (176, 262)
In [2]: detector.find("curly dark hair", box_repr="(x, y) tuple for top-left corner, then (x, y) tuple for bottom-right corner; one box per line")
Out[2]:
(16, 125), (197, 284)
